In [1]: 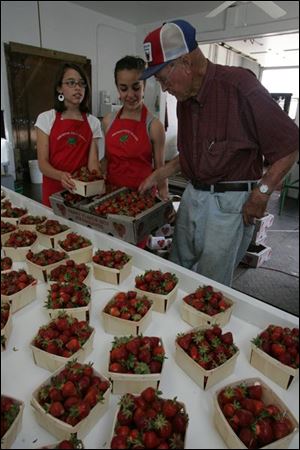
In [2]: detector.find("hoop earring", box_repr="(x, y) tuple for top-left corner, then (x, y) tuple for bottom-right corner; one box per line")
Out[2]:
(58, 93), (64, 102)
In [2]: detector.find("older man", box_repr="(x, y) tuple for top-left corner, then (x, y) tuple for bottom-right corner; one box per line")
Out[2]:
(139, 19), (299, 286)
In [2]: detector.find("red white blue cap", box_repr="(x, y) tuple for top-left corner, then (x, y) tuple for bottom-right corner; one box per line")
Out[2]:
(140, 19), (198, 80)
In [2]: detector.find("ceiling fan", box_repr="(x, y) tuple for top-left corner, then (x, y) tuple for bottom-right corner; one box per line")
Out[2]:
(206, 1), (287, 19)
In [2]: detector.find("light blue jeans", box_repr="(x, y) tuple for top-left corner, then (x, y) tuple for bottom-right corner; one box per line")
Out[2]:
(169, 183), (255, 286)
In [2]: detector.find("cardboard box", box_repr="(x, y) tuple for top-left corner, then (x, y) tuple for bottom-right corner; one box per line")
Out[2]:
(213, 377), (299, 449)
(71, 178), (105, 197)
(1, 396), (24, 449)
(249, 343), (299, 389)
(30, 364), (110, 440)
(50, 189), (173, 245)
(134, 284), (178, 313)
(175, 329), (239, 390)
(1, 279), (37, 313)
(241, 244), (272, 268)
(1, 302), (12, 351)
(31, 328), (95, 372)
(180, 296), (234, 328)
(251, 213), (274, 245)
(93, 258), (132, 285)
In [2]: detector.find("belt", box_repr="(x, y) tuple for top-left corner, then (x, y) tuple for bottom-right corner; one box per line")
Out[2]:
(191, 181), (257, 193)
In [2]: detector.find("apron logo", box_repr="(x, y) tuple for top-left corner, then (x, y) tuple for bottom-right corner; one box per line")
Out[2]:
(119, 134), (128, 143)
(68, 137), (77, 145)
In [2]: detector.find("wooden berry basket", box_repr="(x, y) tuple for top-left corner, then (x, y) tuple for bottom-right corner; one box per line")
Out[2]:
(213, 377), (299, 449)
(36, 228), (70, 249)
(93, 258), (132, 285)
(46, 302), (91, 322)
(1, 279), (37, 313)
(107, 339), (165, 395)
(108, 369), (163, 395)
(18, 218), (47, 232)
(1, 302), (12, 351)
(30, 328), (95, 372)
(134, 284), (178, 314)
(1, 230), (17, 246)
(0, 213), (27, 226)
(180, 296), (234, 328)
(109, 399), (188, 448)
(71, 178), (105, 197)
(26, 256), (68, 283)
(48, 268), (91, 287)
(2, 240), (39, 262)
(175, 328), (239, 390)
(30, 365), (110, 440)
(249, 343), (299, 390)
(56, 243), (93, 265)
(102, 302), (153, 336)
(1, 396), (25, 449)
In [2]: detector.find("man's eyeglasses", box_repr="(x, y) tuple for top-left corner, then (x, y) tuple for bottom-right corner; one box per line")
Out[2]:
(62, 79), (87, 88)
(155, 62), (177, 89)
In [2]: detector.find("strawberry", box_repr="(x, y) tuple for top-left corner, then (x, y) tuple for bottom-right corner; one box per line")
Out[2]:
(110, 435), (127, 449)
(247, 384), (262, 400)
(162, 399), (179, 418)
(49, 401), (65, 417)
(141, 387), (157, 403)
(143, 430), (160, 448)
(62, 381), (77, 398)
(254, 418), (274, 446)
(273, 418), (293, 440)
(239, 427), (257, 449)
(220, 332), (233, 345)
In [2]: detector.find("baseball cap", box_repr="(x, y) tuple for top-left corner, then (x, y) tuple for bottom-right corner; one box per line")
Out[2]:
(140, 19), (198, 80)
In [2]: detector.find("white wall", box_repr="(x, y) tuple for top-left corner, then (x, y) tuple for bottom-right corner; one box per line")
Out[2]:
(1, 1), (137, 168)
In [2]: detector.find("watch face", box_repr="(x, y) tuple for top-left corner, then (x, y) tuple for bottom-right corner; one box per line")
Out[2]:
(259, 184), (269, 194)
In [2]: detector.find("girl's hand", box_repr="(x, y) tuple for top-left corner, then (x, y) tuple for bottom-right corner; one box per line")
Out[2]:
(60, 172), (76, 191)
(138, 172), (158, 195)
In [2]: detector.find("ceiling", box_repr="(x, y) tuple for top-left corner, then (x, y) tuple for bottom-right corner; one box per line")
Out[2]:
(69, 1), (299, 67)
(69, 1), (224, 25)
(222, 32), (299, 67)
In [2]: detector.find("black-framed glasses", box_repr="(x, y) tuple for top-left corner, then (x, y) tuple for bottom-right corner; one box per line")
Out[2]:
(62, 79), (87, 88)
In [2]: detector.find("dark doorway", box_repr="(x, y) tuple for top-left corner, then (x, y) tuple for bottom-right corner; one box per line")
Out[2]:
(5, 42), (91, 182)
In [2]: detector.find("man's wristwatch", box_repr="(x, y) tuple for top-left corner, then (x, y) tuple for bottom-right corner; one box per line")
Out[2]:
(257, 182), (272, 195)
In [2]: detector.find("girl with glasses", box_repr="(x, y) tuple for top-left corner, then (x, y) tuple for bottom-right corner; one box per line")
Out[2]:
(35, 62), (102, 206)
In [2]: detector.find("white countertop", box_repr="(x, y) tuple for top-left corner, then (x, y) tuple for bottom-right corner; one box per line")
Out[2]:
(1, 187), (299, 449)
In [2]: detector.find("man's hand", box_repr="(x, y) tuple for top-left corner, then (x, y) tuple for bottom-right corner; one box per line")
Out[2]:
(242, 189), (269, 225)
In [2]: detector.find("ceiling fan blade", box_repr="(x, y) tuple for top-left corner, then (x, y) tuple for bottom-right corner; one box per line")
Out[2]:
(252, 1), (287, 19)
(206, 1), (236, 18)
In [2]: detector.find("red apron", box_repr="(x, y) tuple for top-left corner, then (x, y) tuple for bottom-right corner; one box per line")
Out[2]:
(105, 105), (153, 189)
(43, 112), (92, 206)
